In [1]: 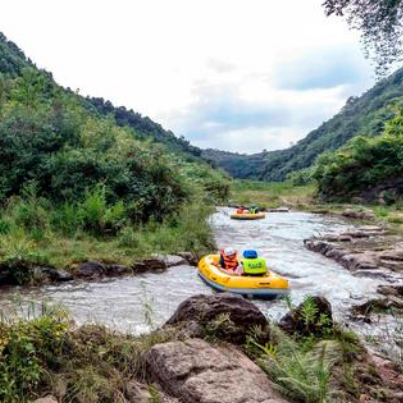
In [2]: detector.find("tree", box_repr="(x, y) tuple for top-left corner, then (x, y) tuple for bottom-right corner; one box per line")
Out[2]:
(323, 0), (403, 75)
(0, 74), (5, 114)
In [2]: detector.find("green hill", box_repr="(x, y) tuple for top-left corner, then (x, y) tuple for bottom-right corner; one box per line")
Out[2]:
(204, 67), (403, 181)
(0, 31), (228, 270)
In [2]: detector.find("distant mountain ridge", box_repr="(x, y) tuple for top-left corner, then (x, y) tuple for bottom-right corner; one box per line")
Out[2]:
(204, 67), (403, 180)
(0, 31), (203, 162)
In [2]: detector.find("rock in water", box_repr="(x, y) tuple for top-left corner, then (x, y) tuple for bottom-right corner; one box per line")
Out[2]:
(146, 339), (288, 403)
(75, 261), (106, 278)
(269, 207), (290, 213)
(152, 254), (188, 267)
(166, 293), (269, 343)
(279, 296), (333, 336)
(132, 258), (167, 273)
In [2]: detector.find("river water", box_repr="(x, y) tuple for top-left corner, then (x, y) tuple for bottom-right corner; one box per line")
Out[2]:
(0, 208), (383, 336)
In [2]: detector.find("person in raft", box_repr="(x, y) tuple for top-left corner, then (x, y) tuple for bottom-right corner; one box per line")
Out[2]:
(236, 206), (249, 214)
(219, 247), (243, 275)
(219, 248), (268, 276)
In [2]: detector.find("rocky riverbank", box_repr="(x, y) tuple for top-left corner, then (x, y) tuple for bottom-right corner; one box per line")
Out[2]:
(27, 294), (403, 403)
(0, 253), (198, 287)
(304, 222), (403, 324)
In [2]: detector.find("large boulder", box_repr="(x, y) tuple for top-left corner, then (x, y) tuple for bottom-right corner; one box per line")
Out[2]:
(166, 293), (269, 343)
(146, 338), (288, 403)
(279, 296), (333, 337)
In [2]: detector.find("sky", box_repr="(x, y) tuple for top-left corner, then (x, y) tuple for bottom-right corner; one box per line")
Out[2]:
(0, 0), (376, 153)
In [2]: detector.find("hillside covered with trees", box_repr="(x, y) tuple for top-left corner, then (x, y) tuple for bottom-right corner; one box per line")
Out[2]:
(314, 107), (403, 202)
(204, 66), (403, 181)
(0, 31), (229, 272)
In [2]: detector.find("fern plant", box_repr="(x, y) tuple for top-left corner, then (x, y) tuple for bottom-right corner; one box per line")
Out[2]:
(258, 327), (341, 403)
(300, 296), (319, 331)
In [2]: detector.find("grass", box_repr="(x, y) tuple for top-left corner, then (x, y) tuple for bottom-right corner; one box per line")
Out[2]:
(230, 180), (403, 238)
(229, 180), (316, 210)
(0, 305), (179, 403)
(0, 194), (216, 277)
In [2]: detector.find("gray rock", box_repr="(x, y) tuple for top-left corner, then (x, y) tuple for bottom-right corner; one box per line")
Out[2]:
(325, 248), (349, 260)
(378, 284), (403, 296)
(75, 261), (106, 278)
(177, 252), (199, 266)
(33, 396), (58, 403)
(166, 293), (269, 343)
(125, 380), (152, 403)
(269, 207), (290, 213)
(106, 264), (132, 276)
(52, 269), (73, 282)
(162, 255), (188, 267)
(353, 269), (395, 280)
(342, 209), (375, 220)
(146, 339), (288, 403)
(132, 258), (167, 273)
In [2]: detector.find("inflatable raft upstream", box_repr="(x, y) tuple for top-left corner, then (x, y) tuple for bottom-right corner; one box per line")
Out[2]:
(230, 212), (266, 220)
(198, 255), (289, 298)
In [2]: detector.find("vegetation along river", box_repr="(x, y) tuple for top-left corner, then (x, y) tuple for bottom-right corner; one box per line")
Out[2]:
(0, 208), (383, 338)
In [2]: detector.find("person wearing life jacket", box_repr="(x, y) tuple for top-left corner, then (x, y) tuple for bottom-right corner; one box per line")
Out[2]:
(236, 206), (249, 214)
(249, 205), (258, 214)
(240, 249), (267, 276)
(219, 247), (240, 273)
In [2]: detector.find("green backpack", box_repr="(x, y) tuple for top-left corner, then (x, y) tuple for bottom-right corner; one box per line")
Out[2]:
(242, 257), (267, 275)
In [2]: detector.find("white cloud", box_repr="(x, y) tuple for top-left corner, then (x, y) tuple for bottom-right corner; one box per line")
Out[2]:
(0, 0), (376, 153)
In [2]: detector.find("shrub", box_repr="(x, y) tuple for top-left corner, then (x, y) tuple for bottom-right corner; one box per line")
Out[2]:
(314, 108), (403, 201)
(0, 308), (68, 403)
(258, 327), (341, 403)
(77, 185), (126, 235)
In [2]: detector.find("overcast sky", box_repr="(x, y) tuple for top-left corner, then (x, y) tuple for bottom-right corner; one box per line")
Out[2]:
(1, 0), (376, 153)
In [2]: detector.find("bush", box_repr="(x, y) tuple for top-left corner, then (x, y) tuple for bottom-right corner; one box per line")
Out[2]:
(314, 108), (403, 201)
(256, 327), (341, 403)
(0, 308), (68, 403)
(77, 185), (126, 235)
(287, 168), (314, 186)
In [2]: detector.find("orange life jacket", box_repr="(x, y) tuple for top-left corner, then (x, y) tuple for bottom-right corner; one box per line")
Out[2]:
(236, 208), (244, 214)
(220, 250), (238, 271)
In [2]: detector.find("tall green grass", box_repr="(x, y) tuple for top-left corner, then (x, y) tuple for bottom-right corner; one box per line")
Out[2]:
(230, 180), (316, 209)
(0, 185), (215, 271)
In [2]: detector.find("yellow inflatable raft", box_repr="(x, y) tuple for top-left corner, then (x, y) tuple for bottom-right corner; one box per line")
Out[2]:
(230, 212), (266, 220)
(198, 255), (289, 298)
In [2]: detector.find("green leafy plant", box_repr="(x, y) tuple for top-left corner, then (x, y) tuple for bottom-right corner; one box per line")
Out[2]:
(259, 328), (341, 403)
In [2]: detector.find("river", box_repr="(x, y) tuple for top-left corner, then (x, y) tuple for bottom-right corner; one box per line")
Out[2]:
(0, 208), (386, 340)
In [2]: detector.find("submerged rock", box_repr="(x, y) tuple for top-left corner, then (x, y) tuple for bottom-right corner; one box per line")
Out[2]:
(146, 338), (288, 403)
(279, 296), (333, 337)
(166, 293), (269, 343)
